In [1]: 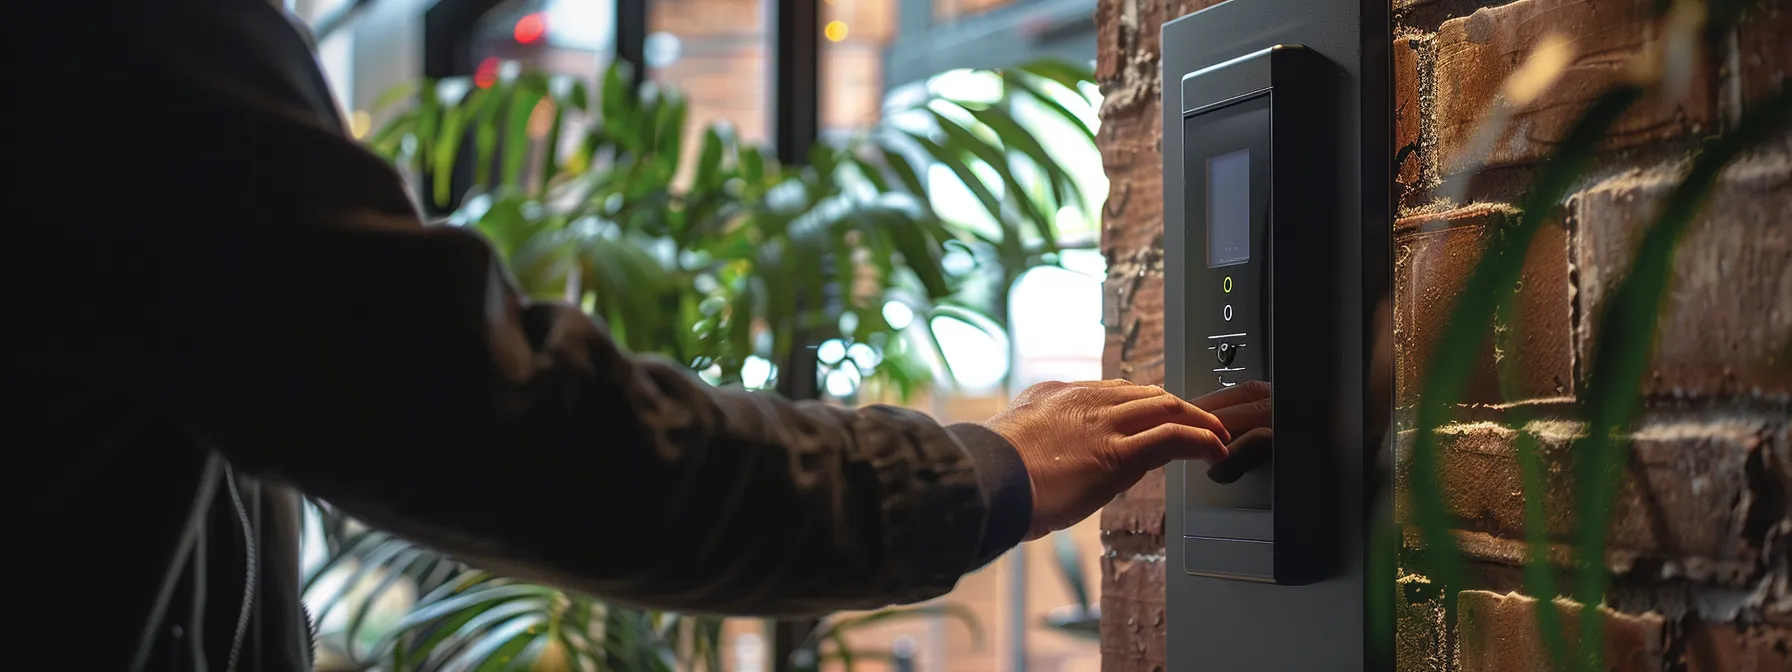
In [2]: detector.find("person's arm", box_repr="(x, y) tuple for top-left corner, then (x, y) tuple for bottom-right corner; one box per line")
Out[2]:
(19, 0), (1247, 616)
(139, 217), (1029, 617)
(37, 3), (1019, 616)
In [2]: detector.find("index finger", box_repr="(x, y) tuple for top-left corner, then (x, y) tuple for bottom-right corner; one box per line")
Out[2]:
(1111, 391), (1233, 444)
(1188, 380), (1271, 410)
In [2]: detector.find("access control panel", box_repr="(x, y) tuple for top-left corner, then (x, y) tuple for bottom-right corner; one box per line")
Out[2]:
(1163, 0), (1390, 667)
(1176, 44), (1333, 586)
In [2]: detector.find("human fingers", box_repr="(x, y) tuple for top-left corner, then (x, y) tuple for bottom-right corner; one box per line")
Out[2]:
(1120, 423), (1228, 466)
(1110, 392), (1232, 443)
(1188, 380), (1271, 410)
(1206, 427), (1274, 484)
(1211, 396), (1273, 435)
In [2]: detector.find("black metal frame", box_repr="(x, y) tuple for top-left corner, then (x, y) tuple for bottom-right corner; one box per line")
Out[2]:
(770, 0), (821, 165)
(766, 2), (823, 668)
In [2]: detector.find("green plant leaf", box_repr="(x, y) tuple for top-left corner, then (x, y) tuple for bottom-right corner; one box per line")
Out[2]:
(881, 210), (951, 299)
(432, 100), (470, 207)
(537, 103), (567, 194)
(310, 535), (418, 626)
(742, 146), (767, 186)
(656, 92), (688, 163)
(901, 131), (1009, 239)
(1015, 59), (1096, 94)
(926, 107), (1058, 248)
(373, 80), (425, 113)
(695, 127), (726, 193)
(502, 82), (547, 189)
(871, 139), (930, 203)
(472, 81), (511, 188)
(303, 529), (389, 591)
(342, 545), (431, 661)
(601, 62), (630, 131)
(1004, 75), (1097, 147)
(846, 154), (892, 193)
(1487, 274), (1570, 668)
(963, 104), (1082, 209)
(499, 633), (555, 672)
(459, 613), (548, 671)
(427, 601), (547, 669)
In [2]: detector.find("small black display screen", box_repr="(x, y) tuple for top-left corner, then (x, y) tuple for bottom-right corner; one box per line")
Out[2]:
(1206, 148), (1252, 267)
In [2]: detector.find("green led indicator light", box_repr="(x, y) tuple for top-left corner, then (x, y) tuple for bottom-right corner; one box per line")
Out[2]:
(1223, 276), (1233, 293)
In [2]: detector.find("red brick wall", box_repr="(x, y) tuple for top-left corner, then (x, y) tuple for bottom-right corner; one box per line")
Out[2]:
(1094, 0), (1792, 670)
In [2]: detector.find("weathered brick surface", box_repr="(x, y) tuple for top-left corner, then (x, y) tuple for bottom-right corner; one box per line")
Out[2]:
(1379, 0), (1791, 668)
(1397, 572), (1454, 671)
(1457, 591), (1666, 672)
(1395, 415), (1778, 576)
(1096, 99), (1166, 263)
(1105, 0), (1785, 667)
(1095, 1), (1231, 669)
(1102, 272), (1165, 386)
(1098, 553), (1168, 670)
(1573, 149), (1792, 399)
(1738, 0), (1791, 114)
(1395, 35), (1429, 191)
(1680, 622), (1792, 671)
(1393, 205), (1574, 408)
(1433, 0), (1716, 174)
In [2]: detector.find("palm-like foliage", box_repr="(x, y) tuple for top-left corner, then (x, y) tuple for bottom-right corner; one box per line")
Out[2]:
(303, 59), (1097, 670)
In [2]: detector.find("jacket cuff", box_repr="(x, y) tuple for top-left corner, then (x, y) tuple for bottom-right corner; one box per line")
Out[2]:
(946, 423), (1032, 569)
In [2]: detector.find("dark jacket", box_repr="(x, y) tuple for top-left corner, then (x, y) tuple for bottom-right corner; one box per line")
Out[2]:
(7, 2), (1031, 670)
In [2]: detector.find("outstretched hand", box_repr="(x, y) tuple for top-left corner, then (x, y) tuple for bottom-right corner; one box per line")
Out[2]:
(983, 379), (1273, 540)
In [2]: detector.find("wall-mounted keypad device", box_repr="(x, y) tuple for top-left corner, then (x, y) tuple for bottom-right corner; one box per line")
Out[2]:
(1171, 43), (1347, 587)
(1162, 0), (1390, 667)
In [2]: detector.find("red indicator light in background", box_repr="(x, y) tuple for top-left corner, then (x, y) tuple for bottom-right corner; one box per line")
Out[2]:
(514, 13), (546, 44)
(474, 57), (500, 88)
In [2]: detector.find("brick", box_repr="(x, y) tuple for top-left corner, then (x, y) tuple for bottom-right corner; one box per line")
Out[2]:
(1093, 0), (1125, 84)
(1102, 271), (1165, 385)
(1394, 35), (1428, 191)
(1394, 415), (1772, 572)
(1458, 591), (1665, 672)
(1094, 0), (1228, 83)
(1738, 0), (1791, 115)
(1772, 421), (1792, 528)
(1100, 466), (1166, 557)
(820, 42), (883, 132)
(1433, 0), (1716, 174)
(820, 0), (896, 43)
(1096, 1), (1230, 665)
(1679, 622), (1792, 672)
(1098, 553), (1167, 672)
(649, 0), (765, 38)
(1097, 100), (1165, 261)
(1393, 204), (1574, 408)
(1396, 572), (1454, 672)
(1574, 152), (1792, 398)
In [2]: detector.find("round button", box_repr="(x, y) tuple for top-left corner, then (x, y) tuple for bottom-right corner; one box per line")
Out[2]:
(1223, 304), (1233, 321)
(1223, 276), (1233, 293)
